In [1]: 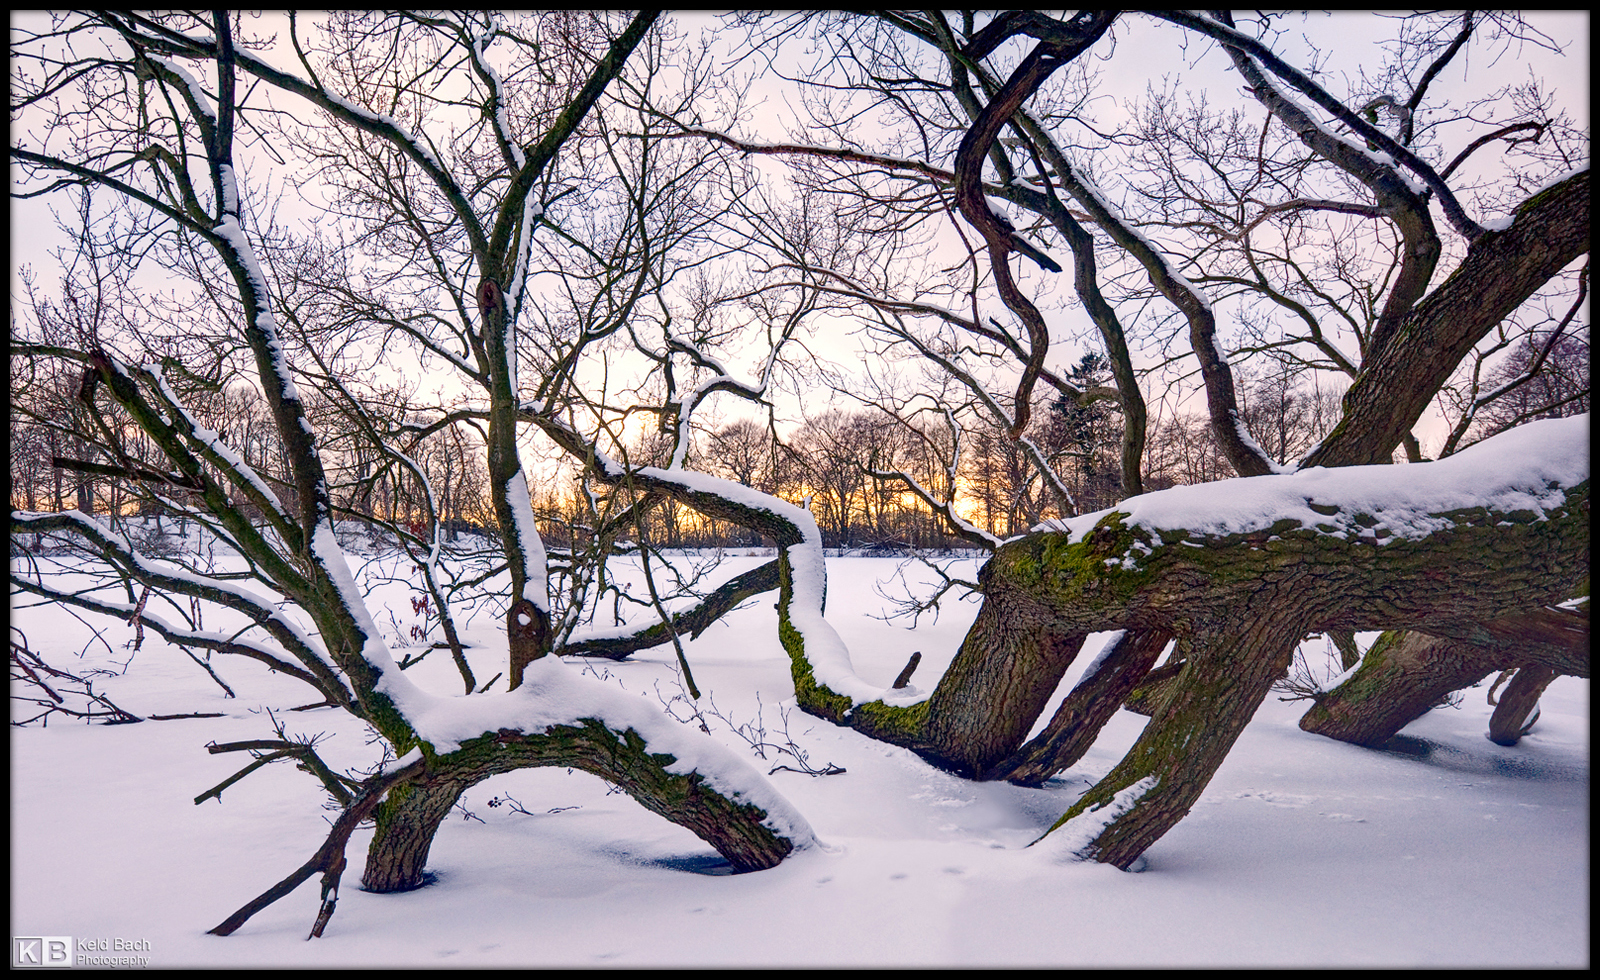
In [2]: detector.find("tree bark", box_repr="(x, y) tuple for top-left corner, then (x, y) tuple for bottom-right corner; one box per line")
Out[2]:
(1303, 170), (1590, 468)
(1300, 605), (1588, 747)
(1487, 665), (1558, 746)
(970, 466), (1586, 866)
(363, 776), (471, 892)
(987, 628), (1172, 786)
(1043, 610), (1306, 869)
(919, 581), (1087, 776)
(1120, 653), (1186, 718)
(359, 717), (800, 891)
(1296, 630), (1496, 747)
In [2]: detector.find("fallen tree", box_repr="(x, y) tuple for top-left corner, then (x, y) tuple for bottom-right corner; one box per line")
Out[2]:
(668, 10), (1589, 869)
(554, 412), (1587, 868)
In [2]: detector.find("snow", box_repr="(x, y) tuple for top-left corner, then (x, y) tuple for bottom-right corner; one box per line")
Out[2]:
(1068, 629), (1128, 693)
(1230, 409), (1295, 474)
(1041, 414), (1587, 545)
(151, 57), (215, 125)
(502, 471), (549, 611)
(9, 552), (1588, 966)
(317, 88), (448, 175)
(1529, 163), (1589, 199)
(209, 214), (303, 407)
(1035, 776), (1159, 862)
(601, 463), (890, 707)
(396, 655), (814, 845)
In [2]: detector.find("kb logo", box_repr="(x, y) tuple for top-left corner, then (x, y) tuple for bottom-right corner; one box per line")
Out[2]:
(13, 937), (72, 968)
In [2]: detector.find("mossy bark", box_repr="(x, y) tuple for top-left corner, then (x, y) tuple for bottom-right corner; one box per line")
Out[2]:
(773, 548), (931, 750)
(919, 571), (1087, 776)
(1120, 653), (1185, 718)
(359, 717), (799, 892)
(1042, 612), (1304, 869)
(1300, 605), (1588, 748)
(363, 776), (473, 892)
(989, 629), (1172, 785)
(536, 416), (1587, 872)
(1296, 630), (1495, 747)
(989, 481), (1586, 867)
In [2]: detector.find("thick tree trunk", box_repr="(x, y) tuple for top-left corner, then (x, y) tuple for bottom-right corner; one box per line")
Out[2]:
(1487, 665), (1559, 746)
(1303, 170), (1590, 468)
(1042, 611), (1305, 869)
(535, 413), (1586, 871)
(920, 562), (1087, 776)
(1296, 630), (1496, 747)
(1300, 606), (1588, 747)
(363, 776), (472, 892)
(987, 628), (1172, 785)
(970, 457), (1585, 866)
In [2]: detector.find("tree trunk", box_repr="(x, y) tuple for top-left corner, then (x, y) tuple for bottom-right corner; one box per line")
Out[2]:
(920, 563), (1087, 776)
(988, 628), (1172, 785)
(1303, 170), (1590, 469)
(363, 776), (472, 892)
(359, 717), (802, 892)
(538, 413), (1586, 870)
(972, 459), (1585, 866)
(1041, 611), (1305, 869)
(1297, 630), (1495, 747)
(507, 598), (549, 687)
(1300, 605), (1588, 748)
(1487, 665), (1559, 746)
(1120, 653), (1186, 718)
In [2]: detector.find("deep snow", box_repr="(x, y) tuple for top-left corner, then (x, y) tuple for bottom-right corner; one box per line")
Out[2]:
(9, 552), (1588, 967)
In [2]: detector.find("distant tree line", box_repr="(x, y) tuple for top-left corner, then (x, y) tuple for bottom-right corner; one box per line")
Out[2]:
(18, 337), (1583, 553)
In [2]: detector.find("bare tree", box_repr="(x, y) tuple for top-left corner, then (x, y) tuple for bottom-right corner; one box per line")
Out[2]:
(10, 9), (1588, 902)
(11, 11), (814, 936)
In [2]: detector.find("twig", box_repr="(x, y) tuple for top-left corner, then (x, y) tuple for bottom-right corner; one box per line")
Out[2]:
(207, 755), (426, 938)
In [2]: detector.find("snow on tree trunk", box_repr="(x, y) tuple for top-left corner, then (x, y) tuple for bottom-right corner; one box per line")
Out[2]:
(363, 712), (806, 890)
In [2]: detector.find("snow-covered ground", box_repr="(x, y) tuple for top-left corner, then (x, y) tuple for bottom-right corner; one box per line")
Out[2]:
(10, 551), (1588, 967)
